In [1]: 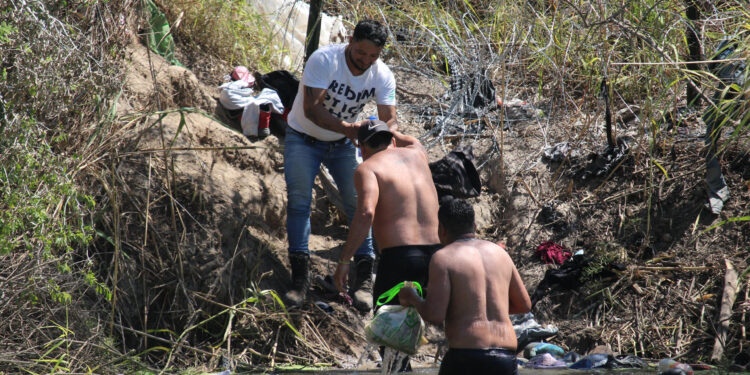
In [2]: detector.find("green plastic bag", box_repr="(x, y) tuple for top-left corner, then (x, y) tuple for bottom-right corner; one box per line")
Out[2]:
(364, 282), (425, 355)
(146, 0), (182, 66)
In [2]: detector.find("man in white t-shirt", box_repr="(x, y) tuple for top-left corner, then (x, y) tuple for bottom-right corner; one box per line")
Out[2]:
(283, 20), (398, 311)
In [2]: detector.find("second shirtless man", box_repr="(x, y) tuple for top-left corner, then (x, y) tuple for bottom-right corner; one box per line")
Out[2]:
(333, 120), (441, 314)
(398, 198), (532, 375)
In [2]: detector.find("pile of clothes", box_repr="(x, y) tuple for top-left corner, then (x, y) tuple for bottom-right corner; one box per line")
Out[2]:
(517, 341), (702, 374)
(512, 313), (558, 350)
(217, 66), (298, 138)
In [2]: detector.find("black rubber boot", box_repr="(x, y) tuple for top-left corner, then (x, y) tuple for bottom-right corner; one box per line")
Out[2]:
(284, 253), (311, 307)
(350, 255), (374, 312)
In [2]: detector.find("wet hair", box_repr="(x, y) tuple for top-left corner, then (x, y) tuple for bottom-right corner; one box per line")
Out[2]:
(363, 131), (393, 149)
(352, 20), (388, 47)
(438, 198), (475, 236)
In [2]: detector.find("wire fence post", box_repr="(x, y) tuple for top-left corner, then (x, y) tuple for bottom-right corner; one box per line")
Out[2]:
(685, 0), (702, 107)
(305, 0), (323, 65)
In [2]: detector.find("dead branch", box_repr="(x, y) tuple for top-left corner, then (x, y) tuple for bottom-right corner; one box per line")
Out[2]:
(711, 259), (739, 361)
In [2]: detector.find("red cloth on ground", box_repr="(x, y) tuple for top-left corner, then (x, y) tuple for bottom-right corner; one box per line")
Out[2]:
(535, 241), (572, 265)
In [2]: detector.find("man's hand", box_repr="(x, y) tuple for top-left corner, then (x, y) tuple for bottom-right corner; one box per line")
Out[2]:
(302, 85), (363, 138)
(333, 263), (350, 293)
(343, 122), (359, 143)
(398, 287), (420, 307)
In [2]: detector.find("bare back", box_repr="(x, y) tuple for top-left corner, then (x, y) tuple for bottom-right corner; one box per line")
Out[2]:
(359, 146), (439, 249)
(432, 239), (530, 350)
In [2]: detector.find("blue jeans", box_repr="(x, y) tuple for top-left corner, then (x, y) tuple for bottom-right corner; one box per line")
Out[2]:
(284, 128), (374, 257)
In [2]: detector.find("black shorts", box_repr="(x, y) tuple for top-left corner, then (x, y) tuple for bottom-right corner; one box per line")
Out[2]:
(440, 348), (518, 375)
(373, 244), (442, 308)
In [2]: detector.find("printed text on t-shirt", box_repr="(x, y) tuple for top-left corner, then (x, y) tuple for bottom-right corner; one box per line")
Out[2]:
(325, 80), (376, 121)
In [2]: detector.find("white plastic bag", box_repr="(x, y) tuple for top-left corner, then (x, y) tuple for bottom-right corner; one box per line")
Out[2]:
(365, 304), (425, 354)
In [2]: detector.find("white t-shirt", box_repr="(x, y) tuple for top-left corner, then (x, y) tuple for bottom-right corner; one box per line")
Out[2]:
(288, 44), (396, 141)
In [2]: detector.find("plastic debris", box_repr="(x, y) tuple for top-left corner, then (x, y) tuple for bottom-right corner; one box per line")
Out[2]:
(523, 342), (565, 359)
(542, 142), (571, 163)
(569, 353), (614, 369)
(614, 354), (648, 368)
(658, 358), (694, 375)
(524, 353), (568, 369)
(511, 313), (558, 350)
(313, 300), (334, 314)
(562, 351), (582, 363)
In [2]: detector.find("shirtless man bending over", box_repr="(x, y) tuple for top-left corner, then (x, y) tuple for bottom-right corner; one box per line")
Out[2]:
(333, 119), (440, 313)
(399, 198), (532, 375)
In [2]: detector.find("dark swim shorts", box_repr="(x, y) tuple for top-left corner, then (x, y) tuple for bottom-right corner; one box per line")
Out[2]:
(372, 244), (442, 307)
(439, 348), (518, 375)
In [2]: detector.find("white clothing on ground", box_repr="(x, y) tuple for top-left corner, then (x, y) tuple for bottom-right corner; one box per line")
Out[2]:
(240, 88), (284, 136)
(219, 80), (255, 110)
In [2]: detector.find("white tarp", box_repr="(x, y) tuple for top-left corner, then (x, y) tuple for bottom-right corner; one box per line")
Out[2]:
(250, 0), (347, 71)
